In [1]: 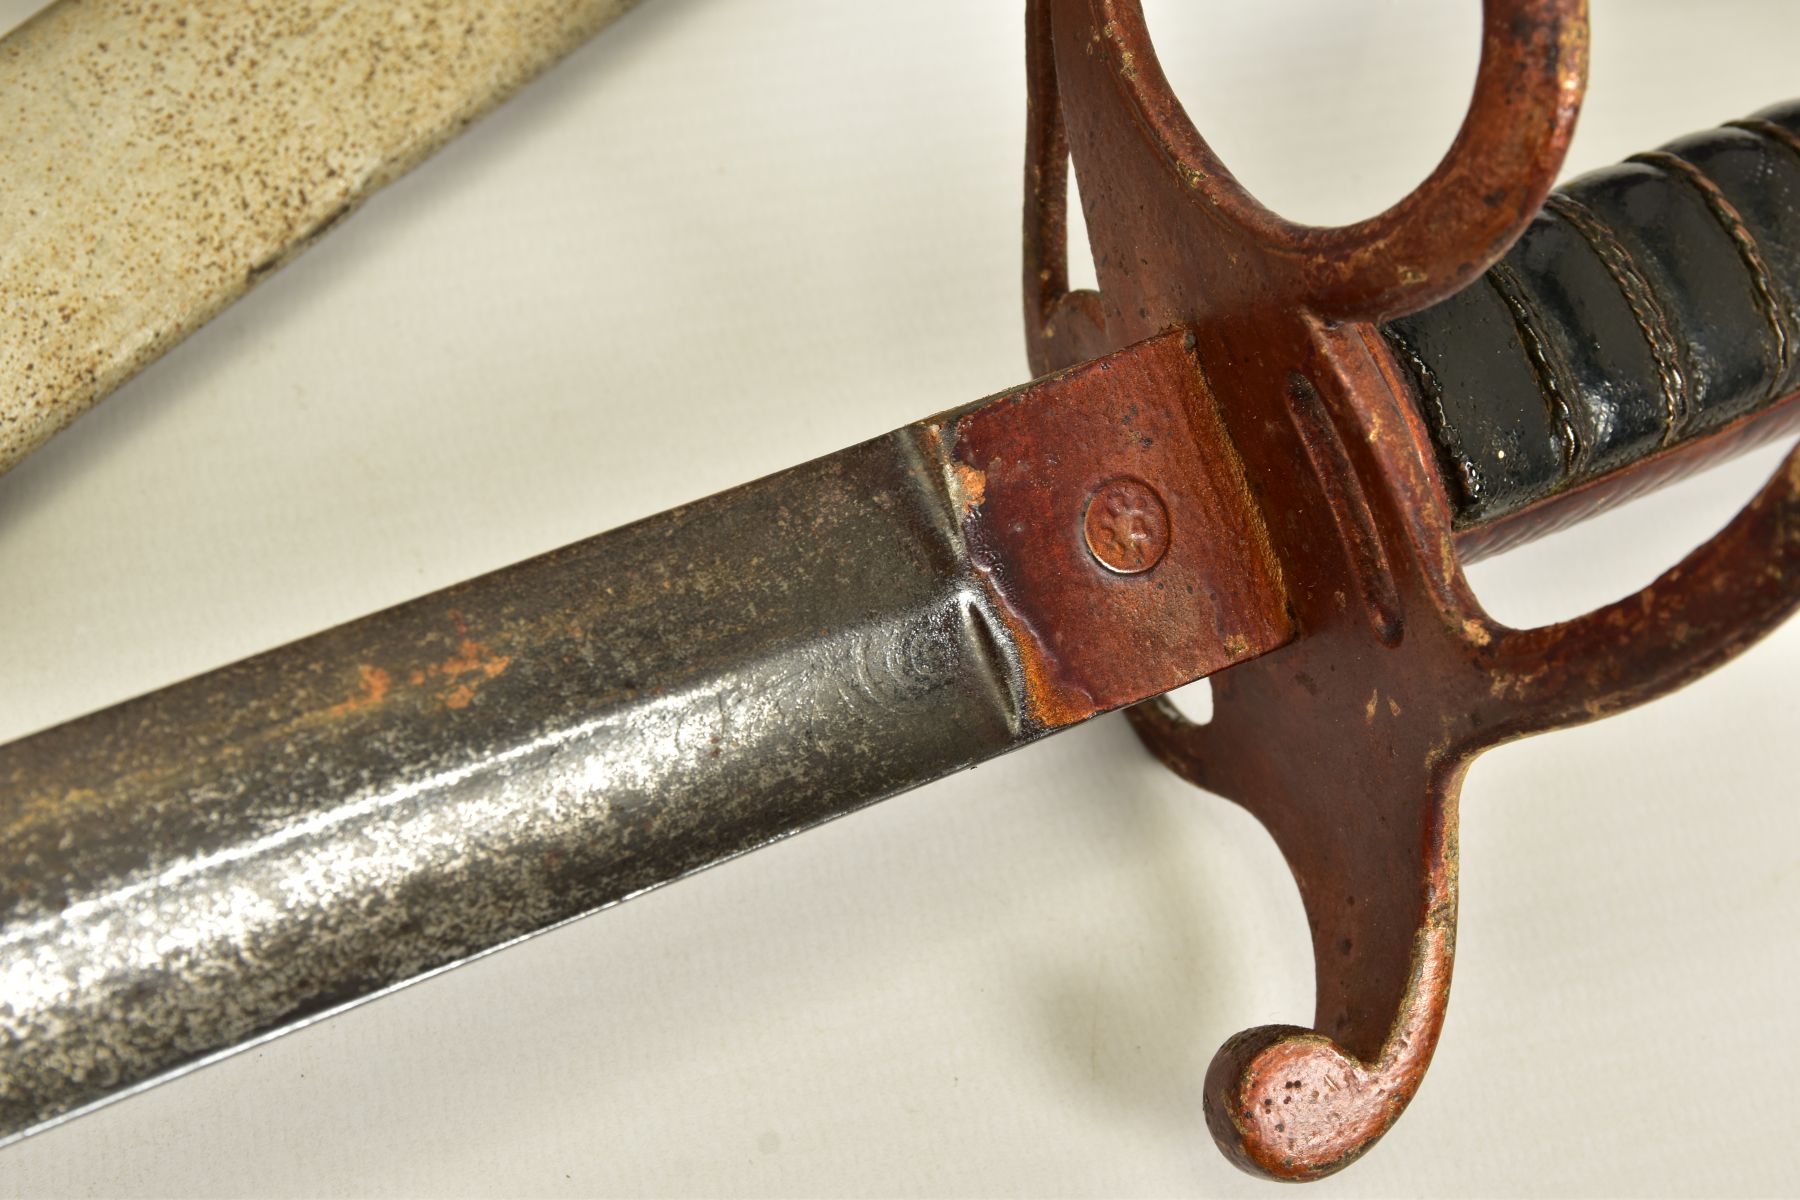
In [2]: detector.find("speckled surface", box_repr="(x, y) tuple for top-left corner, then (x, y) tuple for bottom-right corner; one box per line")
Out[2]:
(0, 424), (1033, 1144)
(0, 0), (635, 475)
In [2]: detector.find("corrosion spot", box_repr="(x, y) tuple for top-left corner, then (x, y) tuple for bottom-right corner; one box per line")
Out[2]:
(1461, 618), (1494, 647)
(328, 665), (391, 717)
(952, 460), (987, 516)
(442, 638), (512, 680)
(405, 628), (516, 711)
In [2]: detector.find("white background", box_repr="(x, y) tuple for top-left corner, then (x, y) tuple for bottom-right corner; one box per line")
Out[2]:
(1, 1), (1797, 1196)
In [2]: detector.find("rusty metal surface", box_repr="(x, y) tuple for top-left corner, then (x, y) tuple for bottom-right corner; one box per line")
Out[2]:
(943, 330), (1291, 727)
(0, 421), (1030, 1142)
(0, 335), (1291, 1144)
(1028, 0), (1799, 1180)
(0, 0), (636, 476)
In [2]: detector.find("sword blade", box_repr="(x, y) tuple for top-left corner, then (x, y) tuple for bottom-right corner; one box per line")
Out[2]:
(0, 332), (1291, 1143)
(0, 427), (1022, 1141)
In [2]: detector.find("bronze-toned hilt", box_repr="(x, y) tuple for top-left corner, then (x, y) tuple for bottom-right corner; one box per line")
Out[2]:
(1024, 0), (1800, 1180)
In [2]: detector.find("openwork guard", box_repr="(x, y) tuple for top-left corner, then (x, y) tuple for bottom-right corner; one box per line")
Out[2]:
(1025, 0), (1800, 1180)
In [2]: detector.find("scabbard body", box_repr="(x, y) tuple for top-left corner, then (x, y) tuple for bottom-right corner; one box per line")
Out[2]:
(0, 0), (637, 476)
(0, 427), (1029, 1141)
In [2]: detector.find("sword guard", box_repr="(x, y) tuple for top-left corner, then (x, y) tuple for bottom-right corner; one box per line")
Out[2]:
(1026, 0), (1800, 1180)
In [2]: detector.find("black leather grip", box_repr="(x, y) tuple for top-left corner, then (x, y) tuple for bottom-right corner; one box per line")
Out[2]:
(1383, 101), (1800, 527)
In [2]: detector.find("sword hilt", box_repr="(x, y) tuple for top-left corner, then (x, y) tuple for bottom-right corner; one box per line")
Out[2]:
(1386, 102), (1800, 554)
(1027, 0), (1800, 1182)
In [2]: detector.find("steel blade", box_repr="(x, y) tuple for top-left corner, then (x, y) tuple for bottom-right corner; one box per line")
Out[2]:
(0, 331), (1290, 1143)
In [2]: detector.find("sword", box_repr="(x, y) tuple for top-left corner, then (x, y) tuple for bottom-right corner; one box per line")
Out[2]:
(0, 0), (1792, 1194)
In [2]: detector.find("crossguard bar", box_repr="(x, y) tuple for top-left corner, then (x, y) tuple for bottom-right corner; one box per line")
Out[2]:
(1025, 0), (1800, 1180)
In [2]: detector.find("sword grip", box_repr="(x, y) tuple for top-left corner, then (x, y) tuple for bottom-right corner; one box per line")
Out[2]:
(1383, 101), (1800, 556)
